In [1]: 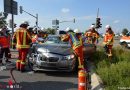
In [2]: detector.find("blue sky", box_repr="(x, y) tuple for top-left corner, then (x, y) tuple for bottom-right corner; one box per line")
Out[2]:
(0, 0), (130, 33)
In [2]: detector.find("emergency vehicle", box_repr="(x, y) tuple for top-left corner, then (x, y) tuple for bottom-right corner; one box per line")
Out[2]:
(120, 32), (130, 48)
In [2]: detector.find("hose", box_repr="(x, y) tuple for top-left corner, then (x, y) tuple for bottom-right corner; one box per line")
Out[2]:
(10, 66), (17, 84)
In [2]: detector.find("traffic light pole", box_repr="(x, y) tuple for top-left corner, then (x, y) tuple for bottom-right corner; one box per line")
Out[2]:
(96, 8), (100, 44)
(11, 0), (14, 34)
(97, 8), (99, 18)
(59, 18), (75, 23)
(20, 7), (38, 27)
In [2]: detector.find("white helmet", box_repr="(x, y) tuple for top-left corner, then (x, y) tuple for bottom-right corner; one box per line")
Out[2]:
(65, 27), (71, 32)
(105, 25), (111, 29)
(90, 25), (95, 29)
(41, 27), (44, 30)
(33, 27), (37, 31)
(21, 21), (29, 25)
(74, 28), (80, 33)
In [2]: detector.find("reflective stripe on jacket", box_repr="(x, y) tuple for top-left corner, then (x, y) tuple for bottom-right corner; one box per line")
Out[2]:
(62, 32), (82, 50)
(69, 32), (82, 50)
(12, 28), (31, 49)
(103, 33), (114, 45)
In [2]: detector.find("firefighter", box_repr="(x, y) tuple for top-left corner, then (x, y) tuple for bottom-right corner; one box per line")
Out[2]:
(0, 28), (11, 65)
(84, 29), (93, 44)
(61, 27), (84, 70)
(12, 21), (32, 72)
(85, 25), (99, 44)
(103, 25), (114, 57)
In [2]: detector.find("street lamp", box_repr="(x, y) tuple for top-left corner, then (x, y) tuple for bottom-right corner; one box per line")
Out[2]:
(19, 6), (38, 27)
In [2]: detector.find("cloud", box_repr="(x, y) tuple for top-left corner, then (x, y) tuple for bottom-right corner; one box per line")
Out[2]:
(61, 8), (70, 13)
(113, 20), (120, 24)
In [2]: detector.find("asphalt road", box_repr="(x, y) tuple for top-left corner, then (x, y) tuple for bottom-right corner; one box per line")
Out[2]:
(0, 50), (78, 90)
(0, 68), (78, 90)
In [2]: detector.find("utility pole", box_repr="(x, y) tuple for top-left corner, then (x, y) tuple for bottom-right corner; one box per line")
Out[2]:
(97, 8), (99, 18)
(11, 0), (14, 34)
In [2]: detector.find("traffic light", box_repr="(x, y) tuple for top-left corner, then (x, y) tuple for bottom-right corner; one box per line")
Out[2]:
(19, 6), (23, 14)
(96, 18), (102, 28)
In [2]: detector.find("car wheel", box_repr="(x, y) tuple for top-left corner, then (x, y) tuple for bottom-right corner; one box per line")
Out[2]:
(27, 54), (34, 71)
(121, 42), (128, 48)
(27, 53), (38, 71)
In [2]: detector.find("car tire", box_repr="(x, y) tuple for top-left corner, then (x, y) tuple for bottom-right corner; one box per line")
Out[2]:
(27, 54), (34, 71)
(121, 42), (128, 48)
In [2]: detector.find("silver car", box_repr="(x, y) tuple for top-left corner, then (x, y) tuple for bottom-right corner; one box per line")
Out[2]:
(27, 35), (96, 72)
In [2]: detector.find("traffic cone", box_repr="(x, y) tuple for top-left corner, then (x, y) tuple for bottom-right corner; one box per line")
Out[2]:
(78, 69), (87, 90)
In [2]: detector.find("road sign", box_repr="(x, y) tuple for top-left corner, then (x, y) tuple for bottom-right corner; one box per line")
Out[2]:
(52, 19), (59, 25)
(4, 0), (18, 15)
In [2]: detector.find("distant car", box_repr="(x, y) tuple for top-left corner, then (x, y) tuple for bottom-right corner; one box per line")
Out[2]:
(27, 35), (96, 72)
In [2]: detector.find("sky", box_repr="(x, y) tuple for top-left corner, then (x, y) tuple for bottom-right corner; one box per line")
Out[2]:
(0, 0), (130, 33)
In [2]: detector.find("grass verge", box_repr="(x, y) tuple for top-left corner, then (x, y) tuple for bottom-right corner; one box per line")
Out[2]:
(93, 46), (130, 90)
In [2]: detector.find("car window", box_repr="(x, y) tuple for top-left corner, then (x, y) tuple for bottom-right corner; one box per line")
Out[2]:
(45, 36), (68, 44)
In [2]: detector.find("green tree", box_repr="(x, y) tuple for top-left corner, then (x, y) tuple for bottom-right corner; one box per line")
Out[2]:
(0, 12), (8, 28)
(46, 28), (55, 35)
(122, 28), (129, 35)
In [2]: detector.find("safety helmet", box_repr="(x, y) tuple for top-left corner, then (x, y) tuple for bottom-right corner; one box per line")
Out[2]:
(74, 28), (80, 33)
(105, 25), (111, 29)
(90, 25), (95, 29)
(33, 27), (37, 31)
(21, 21), (29, 26)
(41, 27), (44, 31)
(65, 27), (71, 32)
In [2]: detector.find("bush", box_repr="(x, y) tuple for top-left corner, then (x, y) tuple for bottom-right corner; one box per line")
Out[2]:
(94, 46), (130, 89)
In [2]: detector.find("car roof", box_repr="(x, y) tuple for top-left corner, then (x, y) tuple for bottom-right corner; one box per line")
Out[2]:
(48, 35), (60, 37)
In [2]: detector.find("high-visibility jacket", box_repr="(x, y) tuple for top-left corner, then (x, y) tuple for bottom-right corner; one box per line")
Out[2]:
(92, 32), (99, 39)
(103, 33), (114, 45)
(0, 36), (10, 48)
(12, 28), (32, 49)
(84, 31), (93, 44)
(62, 32), (83, 50)
(85, 31), (93, 37)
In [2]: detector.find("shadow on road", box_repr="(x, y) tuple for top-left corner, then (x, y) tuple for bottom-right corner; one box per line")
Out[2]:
(0, 76), (10, 79)
(37, 71), (78, 78)
(21, 81), (77, 90)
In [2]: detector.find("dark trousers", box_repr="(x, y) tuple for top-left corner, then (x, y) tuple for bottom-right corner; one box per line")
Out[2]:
(0, 47), (9, 61)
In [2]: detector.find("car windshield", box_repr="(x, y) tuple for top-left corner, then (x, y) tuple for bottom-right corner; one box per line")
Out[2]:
(45, 36), (68, 44)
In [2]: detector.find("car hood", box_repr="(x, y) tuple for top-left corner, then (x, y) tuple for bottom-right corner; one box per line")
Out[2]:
(36, 43), (73, 56)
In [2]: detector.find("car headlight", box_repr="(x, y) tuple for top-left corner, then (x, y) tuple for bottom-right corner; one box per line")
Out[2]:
(63, 54), (75, 60)
(37, 53), (47, 61)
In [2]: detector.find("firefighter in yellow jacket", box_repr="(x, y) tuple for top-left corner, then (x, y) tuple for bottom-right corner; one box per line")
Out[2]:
(61, 28), (84, 70)
(103, 25), (114, 57)
(12, 21), (31, 72)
